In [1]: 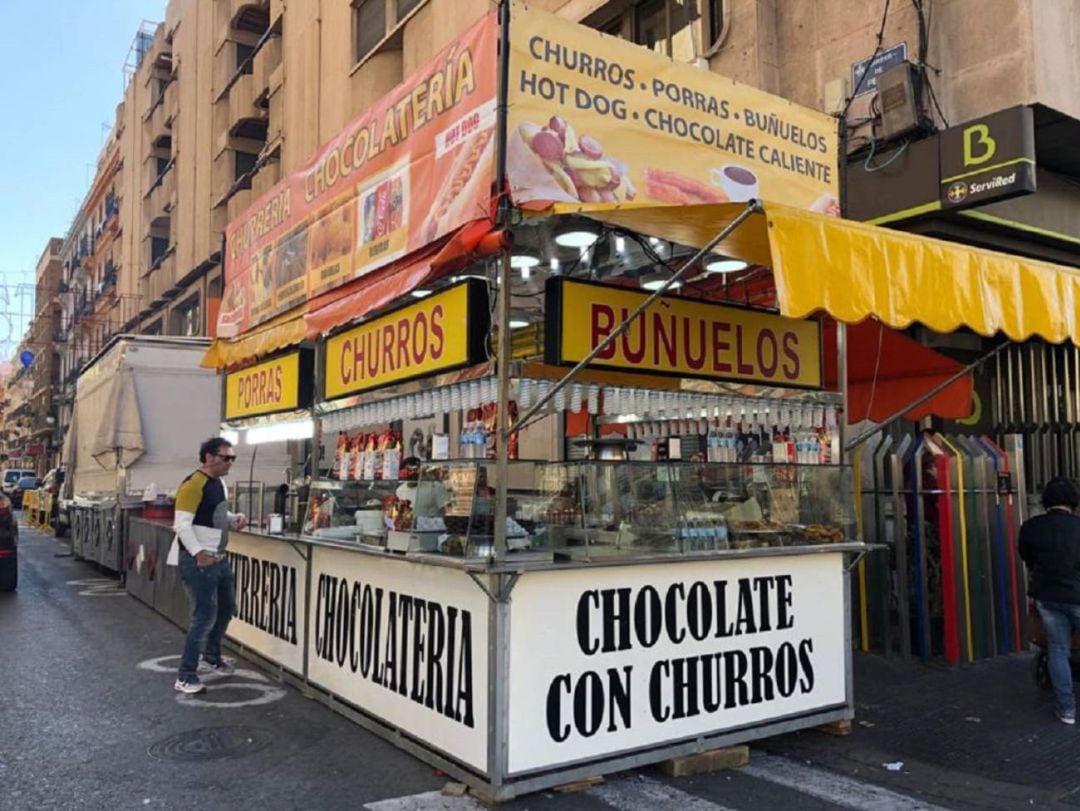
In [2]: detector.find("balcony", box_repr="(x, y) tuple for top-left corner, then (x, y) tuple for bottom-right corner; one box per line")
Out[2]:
(226, 188), (253, 224)
(250, 158), (280, 198)
(164, 77), (180, 126)
(144, 86), (170, 142)
(252, 33), (281, 96)
(228, 72), (258, 130)
(143, 160), (176, 222)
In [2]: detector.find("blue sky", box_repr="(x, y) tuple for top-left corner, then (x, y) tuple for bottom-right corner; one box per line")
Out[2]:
(0, 1), (166, 300)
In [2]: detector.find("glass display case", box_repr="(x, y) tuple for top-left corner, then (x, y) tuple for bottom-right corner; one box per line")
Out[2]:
(537, 461), (855, 559)
(302, 460), (551, 560)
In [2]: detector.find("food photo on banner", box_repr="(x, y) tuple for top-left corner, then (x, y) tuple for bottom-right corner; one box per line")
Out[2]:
(217, 12), (499, 337)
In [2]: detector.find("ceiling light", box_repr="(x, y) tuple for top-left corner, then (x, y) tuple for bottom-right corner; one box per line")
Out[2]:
(555, 229), (599, 248)
(704, 256), (749, 274)
(549, 257), (561, 273)
(508, 311), (532, 329)
(640, 272), (683, 292)
(510, 253), (540, 270)
(615, 236), (626, 253)
(411, 288), (432, 298)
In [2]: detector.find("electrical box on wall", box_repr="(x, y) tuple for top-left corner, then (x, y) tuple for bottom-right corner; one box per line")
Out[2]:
(877, 62), (921, 140)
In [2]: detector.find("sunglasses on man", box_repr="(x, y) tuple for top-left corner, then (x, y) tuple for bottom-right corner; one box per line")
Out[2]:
(217, 454), (237, 462)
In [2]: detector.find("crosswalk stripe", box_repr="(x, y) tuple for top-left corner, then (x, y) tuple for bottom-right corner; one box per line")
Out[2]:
(363, 791), (481, 810)
(589, 774), (735, 810)
(364, 753), (947, 810)
(743, 753), (949, 810)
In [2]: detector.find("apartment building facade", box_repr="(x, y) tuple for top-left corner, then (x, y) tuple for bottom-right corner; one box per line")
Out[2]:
(29, 0), (1080, 463)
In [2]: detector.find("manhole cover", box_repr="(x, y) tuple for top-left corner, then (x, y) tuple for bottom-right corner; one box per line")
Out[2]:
(148, 726), (273, 762)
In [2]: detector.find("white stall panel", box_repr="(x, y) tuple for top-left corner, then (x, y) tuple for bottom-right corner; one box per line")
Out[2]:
(508, 554), (847, 773)
(225, 532), (307, 674)
(307, 547), (490, 771)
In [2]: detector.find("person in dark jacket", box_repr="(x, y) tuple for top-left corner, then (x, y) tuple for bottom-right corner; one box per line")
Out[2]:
(0, 494), (17, 591)
(1019, 477), (1080, 724)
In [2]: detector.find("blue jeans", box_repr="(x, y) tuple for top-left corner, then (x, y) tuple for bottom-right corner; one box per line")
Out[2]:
(1036, 599), (1080, 716)
(178, 552), (235, 681)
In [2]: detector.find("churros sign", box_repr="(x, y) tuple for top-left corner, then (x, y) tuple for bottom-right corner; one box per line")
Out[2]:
(546, 279), (822, 389)
(323, 280), (489, 400)
(506, 4), (838, 214)
(219, 12), (499, 337)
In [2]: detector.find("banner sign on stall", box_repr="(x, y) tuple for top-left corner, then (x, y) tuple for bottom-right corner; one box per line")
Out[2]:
(217, 12), (499, 337)
(323, 279), (490, 400)
(225, 533), (308, 675)
(546, 279), (823, 388)
(224, 349), (314, 420)
(506, 4), (838, 214)
(507, 554), (848, 773)
(307, 546), (490, 770)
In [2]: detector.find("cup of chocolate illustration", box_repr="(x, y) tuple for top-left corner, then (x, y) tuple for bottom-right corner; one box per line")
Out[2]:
(711, 164), (759, 202)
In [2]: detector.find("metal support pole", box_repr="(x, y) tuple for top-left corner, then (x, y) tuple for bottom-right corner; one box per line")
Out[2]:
(508, 200), (762, 437)
(838, 322), (848, 464)
(492, 0), (513, 565)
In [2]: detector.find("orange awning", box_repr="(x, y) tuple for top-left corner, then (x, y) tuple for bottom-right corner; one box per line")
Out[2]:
(825, 319), (973, 423)
(304, 218), (497, 338)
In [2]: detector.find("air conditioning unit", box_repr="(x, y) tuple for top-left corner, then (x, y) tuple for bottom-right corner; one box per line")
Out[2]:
(877, 61), (921, 140)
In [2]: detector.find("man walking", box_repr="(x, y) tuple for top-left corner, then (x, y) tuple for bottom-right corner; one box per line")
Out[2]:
(167, 437), (247, 694)
(1019, 477), (1080, 724)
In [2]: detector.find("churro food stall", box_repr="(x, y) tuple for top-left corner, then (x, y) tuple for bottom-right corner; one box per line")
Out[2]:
(205, 3), (877, 799)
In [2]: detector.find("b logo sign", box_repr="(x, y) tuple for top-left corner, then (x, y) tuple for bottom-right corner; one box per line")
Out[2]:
(962, 123), (996, 167)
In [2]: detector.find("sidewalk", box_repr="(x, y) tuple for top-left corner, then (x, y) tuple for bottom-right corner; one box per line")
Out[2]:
(764, 651), (1080, 809)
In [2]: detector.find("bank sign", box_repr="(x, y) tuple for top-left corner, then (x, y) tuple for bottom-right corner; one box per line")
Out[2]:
(939, 106), (1035, 210)
(507, 554), (847, 772)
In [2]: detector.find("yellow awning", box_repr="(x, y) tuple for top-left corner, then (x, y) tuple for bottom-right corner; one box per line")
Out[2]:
(572, 201), (1080, 345)
(201, 305), (308, 369)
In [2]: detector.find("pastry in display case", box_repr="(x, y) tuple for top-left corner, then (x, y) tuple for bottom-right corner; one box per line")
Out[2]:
(538, 460), (854, 559)
(302, 460), (552, 560)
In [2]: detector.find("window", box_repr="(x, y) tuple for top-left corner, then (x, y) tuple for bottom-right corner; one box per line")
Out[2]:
(235, 150), (258, 181)
(173, 296), (201, 337)
(156, 156), (170, 177)
(236, 42), (255, 74)
(354, 0), (427, 63)
(634, 0), (698, 61)
(151, 236), (169, 266)
(591, 0), (707, 62)
(354, 0), (387, 62)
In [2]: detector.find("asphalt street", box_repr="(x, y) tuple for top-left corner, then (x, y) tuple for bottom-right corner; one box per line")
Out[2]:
(0, 520), (1064, 810)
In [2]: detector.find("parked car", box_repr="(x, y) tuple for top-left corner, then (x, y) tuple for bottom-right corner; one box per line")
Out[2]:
(0, 520), (15, 591)
(1, 468), (35, 497)
(41, 467), (67, 536)
(11, 476), (38, 509)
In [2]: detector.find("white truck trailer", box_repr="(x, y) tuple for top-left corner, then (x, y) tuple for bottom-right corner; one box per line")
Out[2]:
(60, 335), (289, 572)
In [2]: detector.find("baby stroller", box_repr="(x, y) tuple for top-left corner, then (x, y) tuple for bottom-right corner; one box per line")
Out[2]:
(1029, 602), (1080, 689)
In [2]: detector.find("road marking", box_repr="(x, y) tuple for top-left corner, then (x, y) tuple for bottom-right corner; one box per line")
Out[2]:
(66, 577), (128, 597)
(365, 754), (947, 810)
(364, 774), (734, 810)
(743, 753), (949, 810)
(590, 774), (735, 810)
(364, 793), (483, 810)
(137, 654), (287, 708)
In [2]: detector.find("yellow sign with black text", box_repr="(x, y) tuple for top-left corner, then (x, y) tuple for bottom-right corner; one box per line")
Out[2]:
(507, 3), (838, 214)
(323, 280), (489, 400)
(225, 352), (305, 420)
(546, 279), (822, 389)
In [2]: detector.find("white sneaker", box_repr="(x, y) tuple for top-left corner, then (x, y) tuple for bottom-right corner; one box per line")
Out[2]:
(174, 677), (207, 694)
